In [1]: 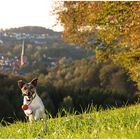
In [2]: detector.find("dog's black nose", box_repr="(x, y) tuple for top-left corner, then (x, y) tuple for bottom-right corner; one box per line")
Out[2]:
(27, 92), (32, 97)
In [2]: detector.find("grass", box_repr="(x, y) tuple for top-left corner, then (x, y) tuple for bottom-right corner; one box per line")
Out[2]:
(0, 104), (140, 138)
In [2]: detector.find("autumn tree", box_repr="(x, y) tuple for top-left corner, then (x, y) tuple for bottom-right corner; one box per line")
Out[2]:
(54, 2), (140, 88)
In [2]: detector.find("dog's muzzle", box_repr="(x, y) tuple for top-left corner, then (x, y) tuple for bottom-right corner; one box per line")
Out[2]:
(23, 91), (36, 102)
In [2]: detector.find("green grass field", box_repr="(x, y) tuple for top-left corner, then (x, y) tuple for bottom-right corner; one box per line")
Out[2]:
(0, 104), (140, 139)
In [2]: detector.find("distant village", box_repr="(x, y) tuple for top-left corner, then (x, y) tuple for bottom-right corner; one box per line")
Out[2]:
(0, 28), (61, 74)
(0, 40), (58, 75)
(0, 29), (60, 45)
(0, 40), (31, 74)
(0, 54), (20, 74)
(0, 27), (92, 75)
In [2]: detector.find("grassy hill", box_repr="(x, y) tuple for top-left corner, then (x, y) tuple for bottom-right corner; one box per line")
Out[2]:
(0, 104), (140, 139)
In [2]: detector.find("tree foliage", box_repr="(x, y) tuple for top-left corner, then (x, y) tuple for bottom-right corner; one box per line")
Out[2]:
(54, 2), (140, 88)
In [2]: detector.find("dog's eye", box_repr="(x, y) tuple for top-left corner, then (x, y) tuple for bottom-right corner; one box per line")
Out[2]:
(24, 87), (27, 90)
(22, 94), (26, 96)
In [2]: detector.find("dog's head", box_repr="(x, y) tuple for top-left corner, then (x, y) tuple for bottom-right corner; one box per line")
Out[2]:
(18, 78), (38, 101)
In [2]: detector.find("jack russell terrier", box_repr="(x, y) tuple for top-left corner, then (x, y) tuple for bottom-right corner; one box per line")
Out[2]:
(18, 78), (46, 122)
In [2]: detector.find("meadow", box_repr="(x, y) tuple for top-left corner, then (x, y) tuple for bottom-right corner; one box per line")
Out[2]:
(0, 104), (140, 139)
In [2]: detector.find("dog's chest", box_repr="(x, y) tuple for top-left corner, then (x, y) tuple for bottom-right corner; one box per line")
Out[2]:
(24, 94), (44, 111)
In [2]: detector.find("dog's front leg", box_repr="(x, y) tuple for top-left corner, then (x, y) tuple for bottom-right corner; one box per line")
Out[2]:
(29, 114), (34, 122)
(24, 109), (34, 122)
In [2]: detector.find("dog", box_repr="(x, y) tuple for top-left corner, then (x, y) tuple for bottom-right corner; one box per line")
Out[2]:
(18, 78), (46, 122)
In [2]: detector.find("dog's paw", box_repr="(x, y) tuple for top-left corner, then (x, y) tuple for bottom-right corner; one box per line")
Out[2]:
(25, 109), (33, 116)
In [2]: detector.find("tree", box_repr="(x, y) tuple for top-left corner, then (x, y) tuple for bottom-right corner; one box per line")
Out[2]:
(54, 2), (140, 88)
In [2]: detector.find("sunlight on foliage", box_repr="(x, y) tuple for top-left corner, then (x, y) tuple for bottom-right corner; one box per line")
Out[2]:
(54, 2), (140, 88)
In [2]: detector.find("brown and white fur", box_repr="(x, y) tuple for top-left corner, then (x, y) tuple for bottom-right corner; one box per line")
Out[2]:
(18, 78), (46, 122)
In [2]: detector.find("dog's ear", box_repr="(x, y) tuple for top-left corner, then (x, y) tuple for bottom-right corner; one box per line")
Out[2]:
(30, 78), (38, 87)
(18, 80), (25, 89)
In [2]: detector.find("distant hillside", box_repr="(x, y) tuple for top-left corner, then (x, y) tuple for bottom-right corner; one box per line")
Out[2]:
(5, 26), (61, 36)
(0, 26), (94, 74)
(1, 26), (94, 60)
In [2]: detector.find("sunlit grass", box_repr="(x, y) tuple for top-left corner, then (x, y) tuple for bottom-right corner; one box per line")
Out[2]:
(0, 104), (140, 138)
